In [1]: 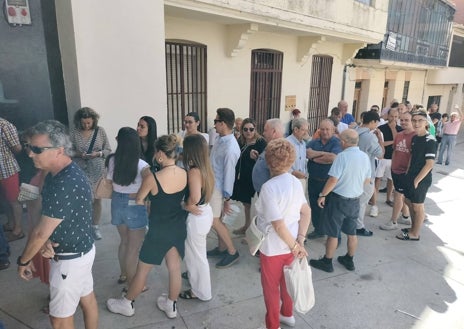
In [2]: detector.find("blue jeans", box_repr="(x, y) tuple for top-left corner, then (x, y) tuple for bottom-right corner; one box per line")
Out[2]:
(0, 224), (10, 264)
(437, 134), (456, 165)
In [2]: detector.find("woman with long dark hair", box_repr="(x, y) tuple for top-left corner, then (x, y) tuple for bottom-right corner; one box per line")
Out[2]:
(107, 127), (150, 287)
(137, 116), (157, 169)
(180, 134), (215, 301)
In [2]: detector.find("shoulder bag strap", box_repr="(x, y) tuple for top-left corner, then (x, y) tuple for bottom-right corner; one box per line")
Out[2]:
(86, 127), (99, 154)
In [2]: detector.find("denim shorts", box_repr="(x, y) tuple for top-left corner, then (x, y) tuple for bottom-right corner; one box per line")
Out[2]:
(111, 192), (148, 229)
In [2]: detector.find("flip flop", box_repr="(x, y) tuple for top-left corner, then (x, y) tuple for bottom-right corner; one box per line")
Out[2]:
(401, 228), (410, 233)
(396, 231), (420, 241)
(179, 289), (198, 300)
(7, 231), (25, 242)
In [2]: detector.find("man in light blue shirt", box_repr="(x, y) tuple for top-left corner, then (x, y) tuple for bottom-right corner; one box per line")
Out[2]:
(309, 129), (371, 273)
(208, 108), (241, 269)
(286, 117), (309, 200)
(251, 119), (285, 193)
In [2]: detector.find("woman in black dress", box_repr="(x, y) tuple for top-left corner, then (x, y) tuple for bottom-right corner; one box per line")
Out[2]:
(231, 118), (267, 235)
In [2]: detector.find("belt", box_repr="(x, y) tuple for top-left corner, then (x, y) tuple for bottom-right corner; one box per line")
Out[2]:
(444, 133), (457, 136)
(53, 250), (89, 261)
(331, 192), (359, 201)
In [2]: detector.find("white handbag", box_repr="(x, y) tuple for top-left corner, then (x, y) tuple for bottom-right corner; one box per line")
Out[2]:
(283, 257), (315, 314)
(245, 216), (266, 256)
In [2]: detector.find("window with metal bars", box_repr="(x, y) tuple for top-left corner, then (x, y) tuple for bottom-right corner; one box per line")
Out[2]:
(308, 55), (333, 135)
(249, 49), (283, 133)
(165, 41), (207, 134)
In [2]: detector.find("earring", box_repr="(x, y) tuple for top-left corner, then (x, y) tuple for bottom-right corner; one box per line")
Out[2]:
(158, 158), (162, 162)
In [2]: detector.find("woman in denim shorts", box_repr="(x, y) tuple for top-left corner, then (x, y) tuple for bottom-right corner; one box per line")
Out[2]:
(106, 127), (151, 287)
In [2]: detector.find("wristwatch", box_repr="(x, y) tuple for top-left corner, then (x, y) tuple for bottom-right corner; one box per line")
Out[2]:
(17, 256), (31, 266)
(318, 193), (327, 198)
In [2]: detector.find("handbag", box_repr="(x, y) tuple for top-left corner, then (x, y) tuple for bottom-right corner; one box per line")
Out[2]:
(94, 170), (113, 199)
(283, 257), (315, 314)
(245, 216), (266, 256)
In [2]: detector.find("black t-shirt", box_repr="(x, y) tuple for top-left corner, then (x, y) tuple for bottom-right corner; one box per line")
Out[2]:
(42, 162), (94, 254)
(378, 123), (403, 159)
(408, 134), (437, 177)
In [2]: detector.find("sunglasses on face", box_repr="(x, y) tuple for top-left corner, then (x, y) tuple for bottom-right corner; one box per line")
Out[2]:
(243, 127), (255, 132)
(214, 119), (224, 124)
(25, 143), (59, 154)
(184, 120), (195, 124)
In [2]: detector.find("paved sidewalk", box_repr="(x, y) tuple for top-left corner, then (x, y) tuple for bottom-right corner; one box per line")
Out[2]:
(1, 134), (464, 329)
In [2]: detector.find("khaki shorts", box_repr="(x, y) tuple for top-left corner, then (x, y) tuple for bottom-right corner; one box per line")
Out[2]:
(210, 187), (224, 218)
(49, 246), (95, 318)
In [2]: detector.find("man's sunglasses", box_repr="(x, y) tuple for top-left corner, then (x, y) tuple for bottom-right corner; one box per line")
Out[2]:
(25, 143), (59, 154)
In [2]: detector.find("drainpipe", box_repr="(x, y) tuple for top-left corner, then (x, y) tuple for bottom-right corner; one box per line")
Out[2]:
(342, 64), (355, 100)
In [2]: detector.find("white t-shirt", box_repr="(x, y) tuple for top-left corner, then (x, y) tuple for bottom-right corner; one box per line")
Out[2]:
(255, 173), (307, 256)
(107, 158), (149, 193)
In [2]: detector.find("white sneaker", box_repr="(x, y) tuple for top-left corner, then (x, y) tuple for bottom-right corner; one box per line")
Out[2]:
(369, 205), (379, 217)
(92, 225), (102, 240)
(106, 297), (134, 316)
(379, 221), (398, 231)
(280, 314), (296, 327)
(397, 216), (412, 225)
(157, 294), (177, 319)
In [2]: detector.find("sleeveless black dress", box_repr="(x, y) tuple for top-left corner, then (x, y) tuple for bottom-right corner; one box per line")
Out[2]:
(139, 174), (188, 265)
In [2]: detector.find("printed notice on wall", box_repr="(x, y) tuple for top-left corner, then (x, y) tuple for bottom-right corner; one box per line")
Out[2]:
(285, 95), (296, 111)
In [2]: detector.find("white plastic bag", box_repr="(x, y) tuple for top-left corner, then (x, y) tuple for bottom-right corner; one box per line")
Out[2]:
(283, 257), (315, 314)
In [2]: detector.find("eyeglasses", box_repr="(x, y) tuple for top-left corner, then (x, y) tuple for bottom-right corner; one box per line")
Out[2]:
(243, 127), (255, 132)
(25, 143), (59, 154)
(213, 119), (223, 124)
(184, 120), (195, 124)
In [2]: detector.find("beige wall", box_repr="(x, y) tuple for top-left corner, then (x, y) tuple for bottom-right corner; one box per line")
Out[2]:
(56, 0), (167, 149)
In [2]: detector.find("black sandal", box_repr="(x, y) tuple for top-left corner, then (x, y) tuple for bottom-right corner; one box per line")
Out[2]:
(181, 271), (189, 280)
(179, 289), (198, 300)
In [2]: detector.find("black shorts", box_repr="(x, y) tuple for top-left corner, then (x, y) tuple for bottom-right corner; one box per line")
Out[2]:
(391, 172), (407, 194)
(321, 193), (359, 237)
(404, 173), (432, 204)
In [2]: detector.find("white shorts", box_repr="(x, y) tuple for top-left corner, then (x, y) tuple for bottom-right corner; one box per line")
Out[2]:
(49, 245), (96, 318)
(210, 187), (223, 218)
(375, 159), (392, 180)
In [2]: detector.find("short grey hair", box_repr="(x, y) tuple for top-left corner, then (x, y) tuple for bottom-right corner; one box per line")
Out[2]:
(266, 118), (285, 137)
(292, 117), (308, 130)
(29, 120), (74, 156)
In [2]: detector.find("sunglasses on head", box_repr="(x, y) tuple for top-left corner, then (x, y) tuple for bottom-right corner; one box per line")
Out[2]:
(243, 127), (255, 132)
(25, 143), (59, 154)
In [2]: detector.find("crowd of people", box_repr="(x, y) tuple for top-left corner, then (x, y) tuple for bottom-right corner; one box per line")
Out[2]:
(0, 98), (462, 329)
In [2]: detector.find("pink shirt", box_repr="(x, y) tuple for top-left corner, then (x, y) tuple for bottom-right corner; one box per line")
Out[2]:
(443, 119), (461, 135)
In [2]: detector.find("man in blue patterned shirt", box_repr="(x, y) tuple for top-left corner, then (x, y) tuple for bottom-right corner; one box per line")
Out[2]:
(17, 120), (98, 329)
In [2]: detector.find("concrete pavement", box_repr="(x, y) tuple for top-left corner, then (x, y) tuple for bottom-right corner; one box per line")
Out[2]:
(1, 133), (464, 329)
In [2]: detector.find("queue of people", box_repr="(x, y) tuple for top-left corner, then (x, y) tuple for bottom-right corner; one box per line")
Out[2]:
(1, 98), (460, 329)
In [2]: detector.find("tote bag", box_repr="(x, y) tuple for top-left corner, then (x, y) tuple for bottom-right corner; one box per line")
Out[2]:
(94, 170), (113, 199)
(283, 257), (315, 314)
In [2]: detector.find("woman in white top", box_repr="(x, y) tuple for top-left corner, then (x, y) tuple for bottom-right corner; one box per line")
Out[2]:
(255, 138), (310, 329)
(107, 127), (151, 287)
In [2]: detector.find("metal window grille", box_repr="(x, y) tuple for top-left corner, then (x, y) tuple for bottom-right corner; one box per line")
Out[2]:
(249, 49), (283, 133)
(308, 55), (333, 135)
(165, 41), (207, 134)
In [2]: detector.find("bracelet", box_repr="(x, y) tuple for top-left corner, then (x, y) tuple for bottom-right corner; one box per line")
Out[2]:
(17, 256), (31, 267)
(224, 197), (231, 202)
(291, 242), (298, 251)
(297, 234), (306, 239)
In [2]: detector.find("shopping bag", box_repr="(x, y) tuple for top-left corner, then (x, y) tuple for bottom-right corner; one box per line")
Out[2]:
(283, 257), (315, 314)
(17, 183), (40, 202)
